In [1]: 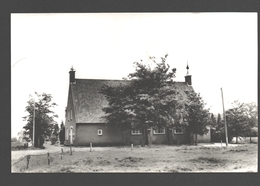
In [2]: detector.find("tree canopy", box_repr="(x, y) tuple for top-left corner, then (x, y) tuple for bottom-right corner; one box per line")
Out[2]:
(184, 93), (211, 144)
(101, 55), (187, 145)
(23, 92), (58, 147)
(59, 121), (65, 145)
(244, 102), (258, 136)
(210, 113), (217, 128)
(101, 55), (214, 146)
(217, 113), (222, 127)
(226, 101), (258, 143)
(50, 123), (59, 145)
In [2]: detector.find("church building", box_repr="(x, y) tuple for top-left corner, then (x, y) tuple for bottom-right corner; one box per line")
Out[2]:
(64, 65), (211, 146)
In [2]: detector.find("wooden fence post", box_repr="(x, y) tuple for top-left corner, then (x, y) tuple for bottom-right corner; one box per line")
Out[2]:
(26, 155), (30, 169)
(47, 152), (50, 165)
(70, 145), (72, 155)
(61, 148), (63, 159)
(131, 143), (133, 150)
(90, 143), (92, 152)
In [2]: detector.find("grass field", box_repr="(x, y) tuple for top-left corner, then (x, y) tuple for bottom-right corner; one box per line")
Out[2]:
(12, 143), (257, 173)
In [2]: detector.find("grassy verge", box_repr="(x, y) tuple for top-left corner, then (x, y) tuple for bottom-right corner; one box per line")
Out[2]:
(11, 142), (29, 151)
(11, 142), (46, 151)
(12, 144), (257, 173)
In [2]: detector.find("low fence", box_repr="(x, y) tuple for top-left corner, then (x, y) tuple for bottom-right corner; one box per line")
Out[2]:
(12, 147), (74, 172)
(11, 143), (96, 172)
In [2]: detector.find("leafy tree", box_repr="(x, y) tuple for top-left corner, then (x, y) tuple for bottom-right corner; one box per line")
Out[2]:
(210, 113), (217, 128)
(211, 113), (220, 142)
(23, 92), (58, 147)
(50, 123), (59, 145)
(17, 130), (24, 142)
(11, 137), (18, 142)
(250, 127), (258, 138)
(211, 113), (229, 143)
(216, 113), (222, 126)
(226, 101), (249, 144)
(243, 102), (258, 142)
(59, 121), (65, 144)
(184, 93), (211, 145)
(208, 113), (221, 142)
(101, 54), (186, 146)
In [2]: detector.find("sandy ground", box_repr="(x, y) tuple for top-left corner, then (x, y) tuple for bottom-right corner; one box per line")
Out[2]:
(11, 143), (257, 173)
(12, 143), (114, 161)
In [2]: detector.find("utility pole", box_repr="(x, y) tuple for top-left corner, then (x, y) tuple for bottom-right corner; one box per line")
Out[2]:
(32, 97), (35, 147)
(221, 88), (228, 147)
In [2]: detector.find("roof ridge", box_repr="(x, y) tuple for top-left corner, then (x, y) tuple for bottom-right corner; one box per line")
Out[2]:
(75, 78), (187, 83)
(75, 78), (129, 81)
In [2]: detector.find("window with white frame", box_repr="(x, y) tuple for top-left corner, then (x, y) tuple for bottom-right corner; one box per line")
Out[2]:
(174, 129), (183, 134)
(67, 110), (70, 121)
(153, 127), (165, 134)
(70, 110), (72, 120)
(131, 129), (142, 135)
(97, 129), (102, 136)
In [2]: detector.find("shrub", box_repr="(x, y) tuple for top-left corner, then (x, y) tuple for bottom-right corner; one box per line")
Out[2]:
(11, 141), (28, 150)
(50, 136), (58, 145)
(11, 137), (18, 142)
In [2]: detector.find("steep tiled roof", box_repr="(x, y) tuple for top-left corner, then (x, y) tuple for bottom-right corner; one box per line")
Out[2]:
(71, 79), (129, 123)
(71, 79), (194, 123)
(173, 82), (194, 98)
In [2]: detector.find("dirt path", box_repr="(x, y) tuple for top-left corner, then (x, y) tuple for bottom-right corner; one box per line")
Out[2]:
(12, 145), (61, 161)
(11, 144), (117, 161)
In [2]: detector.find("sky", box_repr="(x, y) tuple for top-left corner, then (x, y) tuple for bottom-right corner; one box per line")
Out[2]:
(11, 13), (257, 138)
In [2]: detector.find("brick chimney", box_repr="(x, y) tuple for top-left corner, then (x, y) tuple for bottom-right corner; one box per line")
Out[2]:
(185, 63), (192, 85)
(69, 66), (76, 84)
(185, 75), (192, 85)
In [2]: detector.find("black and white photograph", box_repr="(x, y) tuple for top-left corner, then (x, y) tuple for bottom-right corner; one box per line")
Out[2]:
(11, 13), (257, 173)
